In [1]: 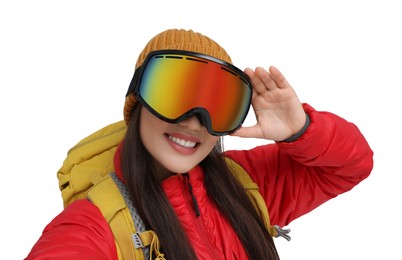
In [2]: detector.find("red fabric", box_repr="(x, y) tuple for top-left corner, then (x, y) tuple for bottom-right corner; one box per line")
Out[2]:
(161, 168), (249, 259)
(26, 103), (373, 259)
(224, 104), (373, 227)
(25, 199), (117, 260)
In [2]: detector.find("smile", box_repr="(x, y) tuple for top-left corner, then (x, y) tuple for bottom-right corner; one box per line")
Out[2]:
(168, 135), (198, 148)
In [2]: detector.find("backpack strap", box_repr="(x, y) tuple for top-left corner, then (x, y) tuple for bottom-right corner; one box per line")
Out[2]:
(87, 173), (165, 260)
(225, 157), (291, 240)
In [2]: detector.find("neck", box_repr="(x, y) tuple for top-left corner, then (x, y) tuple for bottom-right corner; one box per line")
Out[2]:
(153, 159), (177, 182)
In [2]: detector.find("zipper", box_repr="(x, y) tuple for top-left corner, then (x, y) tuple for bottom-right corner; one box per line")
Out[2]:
(181, 173), (220, 259)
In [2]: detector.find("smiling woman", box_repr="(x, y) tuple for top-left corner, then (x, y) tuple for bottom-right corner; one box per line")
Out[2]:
(24, 28), (373, 260)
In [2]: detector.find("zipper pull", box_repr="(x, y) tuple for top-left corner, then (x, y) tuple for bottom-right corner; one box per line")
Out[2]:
(183, 174), (201, 217)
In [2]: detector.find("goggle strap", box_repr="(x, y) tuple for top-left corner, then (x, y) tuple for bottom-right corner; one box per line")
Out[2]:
(126, 66), (142, 97)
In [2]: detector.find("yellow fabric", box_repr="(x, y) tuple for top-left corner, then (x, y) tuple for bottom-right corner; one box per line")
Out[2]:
(58, 120), (126, 208)
(87, 175), (140, 260)
(139, 231), (165, 260)
(57, 120), (275, 259)
(225, 158), (278, 237)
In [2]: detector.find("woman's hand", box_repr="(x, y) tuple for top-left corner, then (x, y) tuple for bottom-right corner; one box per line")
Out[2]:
(231, 66), (306, 141)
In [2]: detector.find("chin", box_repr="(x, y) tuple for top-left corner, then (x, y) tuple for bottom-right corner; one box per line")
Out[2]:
(157, 151), (209, 174)
(168, 166), (195, 174)
(163, 160), (199, 174)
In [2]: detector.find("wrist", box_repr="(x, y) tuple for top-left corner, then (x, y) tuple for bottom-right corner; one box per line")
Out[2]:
(280, 113), (310, 142)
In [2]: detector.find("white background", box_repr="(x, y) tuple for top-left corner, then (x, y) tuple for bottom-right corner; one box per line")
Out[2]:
(1, 0), (401, 259)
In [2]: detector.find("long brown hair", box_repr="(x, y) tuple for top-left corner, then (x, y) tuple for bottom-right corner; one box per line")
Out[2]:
(121, 105), (280, 259)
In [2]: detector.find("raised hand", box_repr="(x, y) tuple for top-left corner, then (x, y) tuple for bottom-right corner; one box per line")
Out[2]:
(231, 66), (306, 141)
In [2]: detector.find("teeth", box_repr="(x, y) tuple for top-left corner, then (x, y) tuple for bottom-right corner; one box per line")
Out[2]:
(168, 135), (197, 148)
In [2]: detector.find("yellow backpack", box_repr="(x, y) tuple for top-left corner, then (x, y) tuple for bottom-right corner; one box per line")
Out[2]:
(57, 120), (286, 260)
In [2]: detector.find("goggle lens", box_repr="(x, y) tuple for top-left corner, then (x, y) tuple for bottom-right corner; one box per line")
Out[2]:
(130, 51), (252, 135)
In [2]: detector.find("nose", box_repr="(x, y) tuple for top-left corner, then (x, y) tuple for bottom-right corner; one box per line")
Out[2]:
(178, 115), (203, 131)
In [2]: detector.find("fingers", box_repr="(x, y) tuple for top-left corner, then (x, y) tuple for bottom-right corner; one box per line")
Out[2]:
(255, 67), (279, 92)
(230, 125), (263, 139)
(268, 66), (291, 89)
(245, 66), (291, 94)
(244, 68), (267, 95)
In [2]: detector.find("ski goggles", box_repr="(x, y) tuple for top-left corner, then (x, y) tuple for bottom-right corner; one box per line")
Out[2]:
(126, 50), (252, 136)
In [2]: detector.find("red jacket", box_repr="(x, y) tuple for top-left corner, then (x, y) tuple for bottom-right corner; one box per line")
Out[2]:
(26, 104), (373, 259)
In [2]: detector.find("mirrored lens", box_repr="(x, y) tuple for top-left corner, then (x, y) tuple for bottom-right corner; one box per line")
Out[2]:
(138, 53), (251, 134)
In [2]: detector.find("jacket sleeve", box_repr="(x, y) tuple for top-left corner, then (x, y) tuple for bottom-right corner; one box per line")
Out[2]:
(225, 103), (374, 227)
(25, 199), (118, 260)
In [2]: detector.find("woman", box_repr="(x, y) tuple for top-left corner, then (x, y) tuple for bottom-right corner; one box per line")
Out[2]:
(26, 29), (373, 259)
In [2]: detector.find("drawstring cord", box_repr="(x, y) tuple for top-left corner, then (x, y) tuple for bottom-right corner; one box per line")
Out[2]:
(183, 173), (201, 217)
(136, 230), (166, 260)
(148, 230), (166, 260)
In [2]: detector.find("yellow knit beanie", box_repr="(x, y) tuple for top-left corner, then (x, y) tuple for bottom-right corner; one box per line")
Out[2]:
(123, 29), (232, 124)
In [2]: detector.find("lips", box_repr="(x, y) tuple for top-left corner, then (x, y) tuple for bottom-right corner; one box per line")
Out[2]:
(168, 135), (197, 148)
(165, 133), (200, 154)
